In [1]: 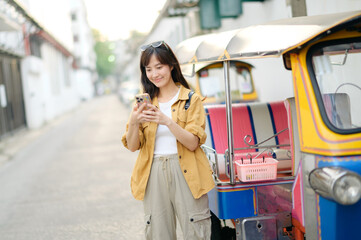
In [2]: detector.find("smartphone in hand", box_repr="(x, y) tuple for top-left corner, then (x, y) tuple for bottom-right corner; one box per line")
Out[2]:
(135, 93), (151, 110)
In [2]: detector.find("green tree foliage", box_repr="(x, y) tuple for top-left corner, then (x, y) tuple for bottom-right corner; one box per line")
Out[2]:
(92, 29), (116, 78)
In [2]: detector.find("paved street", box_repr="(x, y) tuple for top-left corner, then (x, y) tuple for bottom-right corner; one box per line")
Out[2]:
(0, 95), (144, 240)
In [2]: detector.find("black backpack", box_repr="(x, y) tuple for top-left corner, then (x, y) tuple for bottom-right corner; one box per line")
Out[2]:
(184, 91), (194, 110)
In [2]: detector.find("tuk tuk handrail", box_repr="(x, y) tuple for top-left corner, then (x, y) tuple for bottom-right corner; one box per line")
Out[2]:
(202, 142), (291, 182)
(201, 144), (219, 180)
(244, 128), (289, 148)
(223, 60), (236, 185)
(225, 128), (290, 181)
(202, 126), (291, 181)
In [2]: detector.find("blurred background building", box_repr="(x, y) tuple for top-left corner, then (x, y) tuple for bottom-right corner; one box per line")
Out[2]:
(70, 0), (97, 101)
(1, 0), (361, 139)
(0, 0), (96, 139)
(118, 0), (361, 105)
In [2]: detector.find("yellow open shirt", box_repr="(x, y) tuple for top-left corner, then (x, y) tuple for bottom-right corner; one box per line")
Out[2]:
(122, 85), (215, 200)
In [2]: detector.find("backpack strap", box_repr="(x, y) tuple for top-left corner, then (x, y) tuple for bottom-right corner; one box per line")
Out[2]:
(184, 91), (195, 110)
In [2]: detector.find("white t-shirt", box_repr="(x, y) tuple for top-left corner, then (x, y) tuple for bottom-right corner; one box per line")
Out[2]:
(153, 89), (180, 155)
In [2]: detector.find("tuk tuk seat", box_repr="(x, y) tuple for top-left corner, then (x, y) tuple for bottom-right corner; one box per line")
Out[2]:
(204, 101), (291, 179)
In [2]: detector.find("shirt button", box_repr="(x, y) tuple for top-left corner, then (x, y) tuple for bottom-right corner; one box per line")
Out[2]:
(179, 155), (182, 159)
(184, 170), (187, 173)
(172, 109), (175, 112)
(147, 221), (150, 224)
(190, 218), (194, 222)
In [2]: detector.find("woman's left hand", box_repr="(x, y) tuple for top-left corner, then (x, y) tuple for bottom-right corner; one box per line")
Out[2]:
(142, 104), (172, 126)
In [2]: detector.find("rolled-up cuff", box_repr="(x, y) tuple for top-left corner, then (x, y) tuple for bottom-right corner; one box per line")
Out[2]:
(121, 133), (129, 148)
(185, 125), (207, 145)
(121, 128), (144, 150)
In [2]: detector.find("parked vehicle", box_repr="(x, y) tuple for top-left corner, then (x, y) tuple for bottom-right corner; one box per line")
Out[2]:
(180, 60), (258, 104)
(175, 10), (361, 240)
(117, 81), (140, 107)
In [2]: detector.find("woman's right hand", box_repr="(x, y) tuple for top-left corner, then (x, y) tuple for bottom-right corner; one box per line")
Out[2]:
(126, 103), (149, 152)
(129, 102), (148, 125)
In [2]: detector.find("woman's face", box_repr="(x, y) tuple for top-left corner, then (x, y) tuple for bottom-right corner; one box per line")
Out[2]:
(145, 54), (173, 89)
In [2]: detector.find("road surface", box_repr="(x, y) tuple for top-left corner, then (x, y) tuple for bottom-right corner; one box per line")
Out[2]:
(0, 95), (146, 240)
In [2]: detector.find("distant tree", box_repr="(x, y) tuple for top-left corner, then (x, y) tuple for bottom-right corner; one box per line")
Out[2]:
(92, 29), (116, 78)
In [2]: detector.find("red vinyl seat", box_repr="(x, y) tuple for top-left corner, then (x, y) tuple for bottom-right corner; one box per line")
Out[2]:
(204, 101), (291, 174)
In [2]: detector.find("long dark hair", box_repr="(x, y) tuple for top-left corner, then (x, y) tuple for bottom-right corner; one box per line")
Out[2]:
(139, 42), (189, 99)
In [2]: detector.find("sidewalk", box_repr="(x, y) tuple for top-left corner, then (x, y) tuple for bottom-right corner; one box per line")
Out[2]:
(0, 103), (81, 167)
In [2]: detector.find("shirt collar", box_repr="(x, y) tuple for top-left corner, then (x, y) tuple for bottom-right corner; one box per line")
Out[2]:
(177, 84), (191, 100)
(152, 84), (191, 106)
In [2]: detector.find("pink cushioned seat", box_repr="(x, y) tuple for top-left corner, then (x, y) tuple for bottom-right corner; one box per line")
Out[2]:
(204, 101), (291, 177)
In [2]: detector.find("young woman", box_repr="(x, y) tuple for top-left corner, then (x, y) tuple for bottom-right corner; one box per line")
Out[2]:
(121, 41), (215, 239)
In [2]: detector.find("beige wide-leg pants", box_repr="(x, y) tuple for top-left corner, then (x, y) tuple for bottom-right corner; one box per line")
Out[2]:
(143, 154), (211, 240)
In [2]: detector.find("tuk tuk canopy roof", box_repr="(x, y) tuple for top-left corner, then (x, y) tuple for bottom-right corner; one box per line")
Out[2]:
(175, 10), (361, 65)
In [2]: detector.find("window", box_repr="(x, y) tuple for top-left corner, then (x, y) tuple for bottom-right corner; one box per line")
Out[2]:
(198, 62), (253, 102)
(73, 35), (79, 42)
(62, 56), (71, 87)
(29, 35), (42, 57)
(308, 38), (361, 133)
(71, 12), (77, 21)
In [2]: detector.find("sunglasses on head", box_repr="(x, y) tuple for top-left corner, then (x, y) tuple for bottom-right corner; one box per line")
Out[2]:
(140, 41), (169, 52)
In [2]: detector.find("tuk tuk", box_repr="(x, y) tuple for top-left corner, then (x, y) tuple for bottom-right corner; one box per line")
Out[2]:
(175, 10), (361, 240)
(182, 60), (258, 104)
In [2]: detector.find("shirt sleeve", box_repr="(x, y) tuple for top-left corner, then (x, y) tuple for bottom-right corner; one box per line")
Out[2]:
(184, 94), (207, 145)
(121, 122), (145, 150)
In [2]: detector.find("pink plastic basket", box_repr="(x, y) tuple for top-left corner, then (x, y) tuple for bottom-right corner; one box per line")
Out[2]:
(235, 158), (278, 182)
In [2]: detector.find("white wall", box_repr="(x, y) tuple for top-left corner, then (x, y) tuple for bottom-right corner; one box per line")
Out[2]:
(21, 44), (79, 129)
(70, 0), (96, 101)
(123, 57), (141, 87)
(75, 69), (95, 100)
(21, 56), (45, 129)
(0, 32), (25, 56)
(144, 17), (186, 49)
(11, 0), (97, 130)
(247, 58), (293, 102)
(221, 0), (290, 31)
(306, 0), (361, 15)
(41, 43), (79, 120)
(18, 0), (74, 51)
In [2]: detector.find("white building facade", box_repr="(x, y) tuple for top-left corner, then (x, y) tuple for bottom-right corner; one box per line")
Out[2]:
(133, 0), (361, 102)
(0, 0), (96, 135)
(19, 0), (79, 129)
(70, 0), (96, 101)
